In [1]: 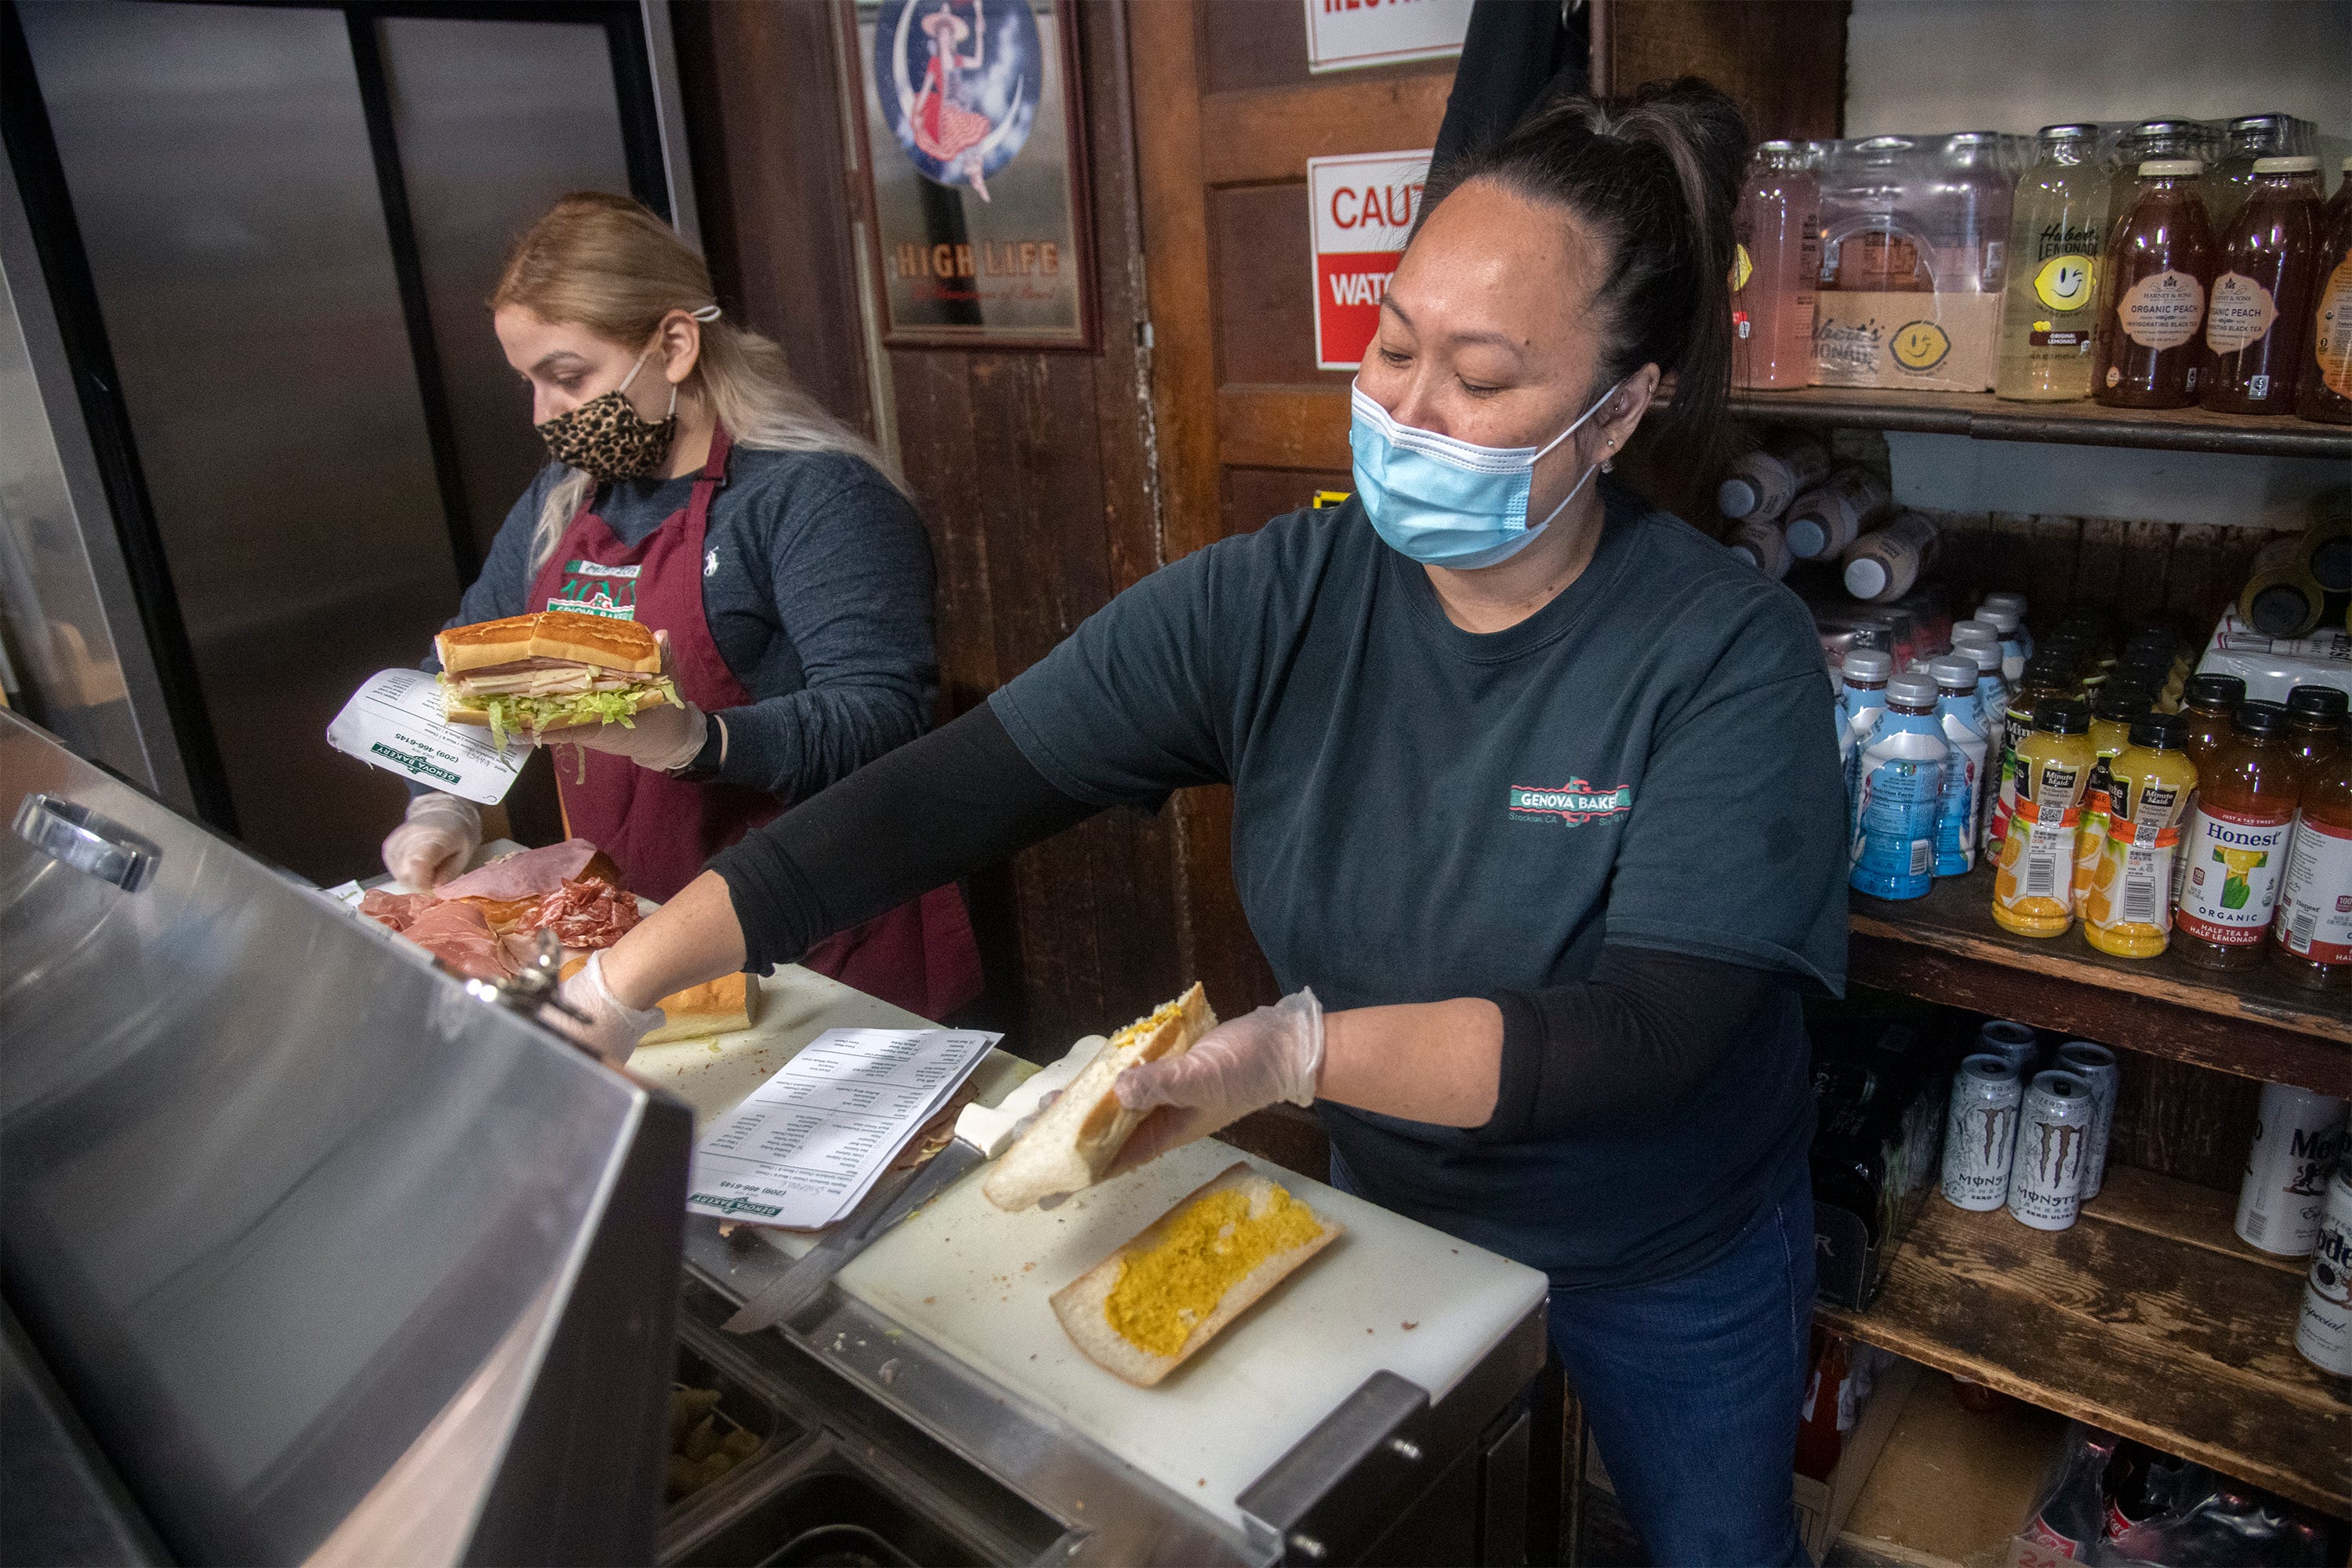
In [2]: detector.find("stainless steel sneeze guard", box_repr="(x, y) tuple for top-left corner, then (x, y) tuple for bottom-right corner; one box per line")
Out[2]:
(0, 708), (694, 1566)
(681, 1214), (1550, 1566)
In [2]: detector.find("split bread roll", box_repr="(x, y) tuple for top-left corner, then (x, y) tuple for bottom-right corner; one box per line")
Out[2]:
(437, 611), (672, 735)
(1051, 1163), (1341, 1387)
(982, 982), (1216, 1211)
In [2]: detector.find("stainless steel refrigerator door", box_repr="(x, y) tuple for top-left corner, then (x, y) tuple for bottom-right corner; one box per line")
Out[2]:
(0, 708), (687, 1566)
(18, 0), (460, 883)
(375, 14), (634, 565)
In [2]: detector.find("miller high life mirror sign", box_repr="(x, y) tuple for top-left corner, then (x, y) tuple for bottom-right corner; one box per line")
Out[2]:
(1308, 149), (1432, 372)
(1301, 0), (1473, 73)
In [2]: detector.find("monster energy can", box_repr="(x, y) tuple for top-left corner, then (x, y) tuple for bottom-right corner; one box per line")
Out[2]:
(2234, 1083), (2349, 1256)
(2296, 1158), (2352, 1376)
(1941, 1054), (2023, 1211)
(2007, 1070), (2096, 1231)
(1976, 1019), (2039, 1080)
(2056, 1041), (2120, 1201)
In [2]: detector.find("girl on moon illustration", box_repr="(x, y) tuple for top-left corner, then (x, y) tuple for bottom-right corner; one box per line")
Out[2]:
(884, 0), (1036, 202)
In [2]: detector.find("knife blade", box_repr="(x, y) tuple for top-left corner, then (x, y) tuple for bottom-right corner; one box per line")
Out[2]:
(721, 1033), (1104, 1334)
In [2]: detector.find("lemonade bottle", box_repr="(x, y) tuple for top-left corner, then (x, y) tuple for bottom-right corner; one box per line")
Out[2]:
(1998, 124), (2109, 401)
(2176, 701), (2300, 971)
(1993, 697), (2096, 937)
(1987, 655), (2077, 858)
(2085, 713), (2200, 958)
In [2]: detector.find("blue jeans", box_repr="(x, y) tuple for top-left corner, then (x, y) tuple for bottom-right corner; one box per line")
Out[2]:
(1550, 1166), (1816, 1567)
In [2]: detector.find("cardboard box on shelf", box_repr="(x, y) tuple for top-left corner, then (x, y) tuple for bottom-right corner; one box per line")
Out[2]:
(1814, 291), (2001, 394)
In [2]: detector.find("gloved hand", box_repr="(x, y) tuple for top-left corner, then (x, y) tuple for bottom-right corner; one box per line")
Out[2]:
(381, 792), (481, 889)
(550, 950), (666, 1066)
(566, 630), (708, 773)
(1107, 988), (1324, 1178)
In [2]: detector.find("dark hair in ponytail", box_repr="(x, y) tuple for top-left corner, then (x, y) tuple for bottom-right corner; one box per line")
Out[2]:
(1417, 78), (1750, 458)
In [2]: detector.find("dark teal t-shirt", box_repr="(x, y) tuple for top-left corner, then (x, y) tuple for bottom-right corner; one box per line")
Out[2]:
(989, 483), (1848, 1284)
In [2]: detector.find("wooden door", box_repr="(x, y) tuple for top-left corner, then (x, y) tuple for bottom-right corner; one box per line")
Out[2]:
(1131, 0), (1846, 1014)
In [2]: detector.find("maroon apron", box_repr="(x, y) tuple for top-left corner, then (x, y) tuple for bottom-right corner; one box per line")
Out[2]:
(528, 426), (982, 1021)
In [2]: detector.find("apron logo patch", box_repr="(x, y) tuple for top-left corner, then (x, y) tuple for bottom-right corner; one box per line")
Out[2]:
(548, 558), (641, 619)
(1507, 779), (1632, 826)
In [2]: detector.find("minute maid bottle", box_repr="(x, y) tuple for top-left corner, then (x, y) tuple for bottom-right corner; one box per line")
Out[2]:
(1930, 655), (1990, 874)
(1851, 673), (1946, 900)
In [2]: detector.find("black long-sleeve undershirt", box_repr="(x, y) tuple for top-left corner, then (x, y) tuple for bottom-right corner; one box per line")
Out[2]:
(709, 702), (1786, 1143)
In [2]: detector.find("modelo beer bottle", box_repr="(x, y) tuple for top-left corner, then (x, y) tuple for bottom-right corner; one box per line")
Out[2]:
(2201, 156), (2324, 415)
(2297, 158), (2352, 425)
(2176, 700), (2299, 971)
(2092, 161), (2215, 408)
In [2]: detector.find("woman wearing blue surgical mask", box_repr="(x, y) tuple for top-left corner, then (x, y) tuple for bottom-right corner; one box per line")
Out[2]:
(566, 82), (1843, 1566)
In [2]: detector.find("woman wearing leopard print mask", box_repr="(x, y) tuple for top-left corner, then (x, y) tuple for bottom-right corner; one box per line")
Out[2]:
(379, 192), (979, 1021)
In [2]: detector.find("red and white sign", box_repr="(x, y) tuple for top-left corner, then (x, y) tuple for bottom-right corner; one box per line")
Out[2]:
(1302, 0), (1474, 74)
(1308, 148), (1432, 371)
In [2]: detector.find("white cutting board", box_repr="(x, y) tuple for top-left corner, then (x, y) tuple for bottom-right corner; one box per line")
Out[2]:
(829, 1141), (1548, 1535)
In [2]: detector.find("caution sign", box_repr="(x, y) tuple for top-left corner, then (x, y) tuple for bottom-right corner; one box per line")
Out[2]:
(1308, 149), (1432, 372)
(1303, 0), (1473, 73)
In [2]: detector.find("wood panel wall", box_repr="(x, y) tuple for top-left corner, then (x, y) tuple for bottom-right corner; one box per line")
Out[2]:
(673, 0), (1181, 1053)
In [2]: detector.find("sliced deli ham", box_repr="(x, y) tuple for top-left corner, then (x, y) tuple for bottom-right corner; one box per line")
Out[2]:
(512, 877), (642, 950)
(434, 839), (617, 902)
(400, 900), (518, 981)
(358, 889), (434, 932)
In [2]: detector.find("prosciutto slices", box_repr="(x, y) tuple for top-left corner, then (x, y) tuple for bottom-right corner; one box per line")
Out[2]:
(511, 877), (642, 949)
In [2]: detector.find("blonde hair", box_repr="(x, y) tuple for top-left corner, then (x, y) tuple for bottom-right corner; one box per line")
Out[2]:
(492, 191), (898, 571)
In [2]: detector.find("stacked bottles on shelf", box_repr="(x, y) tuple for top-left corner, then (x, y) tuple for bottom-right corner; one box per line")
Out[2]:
(1727, 115), (2352, 423)
(1721, 435), (1943, 604)
(1965, 595), (2352, 985)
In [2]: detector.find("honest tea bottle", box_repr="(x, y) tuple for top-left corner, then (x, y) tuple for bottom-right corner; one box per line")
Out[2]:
(2299, 161), (2352, 425)
(1731, 142), (1822, 390)
(2274, 739), (2352, 989)
(1718, 430), (1829, 521)
(1931, 655), (1989, 875)
(2202, 157), (2324, 415)
(1851, 673), (1947, 902)
(1992, 696), (2096, 938)
(2180, 673), (2248, 775)
(1997, 124), (2109, 401)
(2176, 701), (2300, 971)
(2085, 712), (2200, 958)
(2092, 161), (2216, 408)
(2284, 684), (2349, 783)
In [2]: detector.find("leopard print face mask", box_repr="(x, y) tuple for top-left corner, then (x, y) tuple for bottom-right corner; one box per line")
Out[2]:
(535, 350), (678, 480)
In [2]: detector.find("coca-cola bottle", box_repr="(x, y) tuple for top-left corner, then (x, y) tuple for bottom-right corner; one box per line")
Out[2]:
(2022, 1423), (2121, 1558)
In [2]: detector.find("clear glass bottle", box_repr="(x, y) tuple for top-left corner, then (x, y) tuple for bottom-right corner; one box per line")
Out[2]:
(1997, 125), (2109, 401)
(2203, 114), (2296, 231)
(1731, 142), (1822, 391)
(2092, 161), (2216, 408)
(2202, 157), (2324, 415)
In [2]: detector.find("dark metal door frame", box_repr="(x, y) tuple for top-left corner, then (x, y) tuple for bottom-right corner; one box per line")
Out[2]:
(0, 0), (674, 836)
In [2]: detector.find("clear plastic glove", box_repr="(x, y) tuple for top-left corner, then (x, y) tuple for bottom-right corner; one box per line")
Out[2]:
(381, 792), (481, 890)
(565, 630), (706, 772)
(549, 951), (666, 1066)
(1107, 987), (1324, 1178)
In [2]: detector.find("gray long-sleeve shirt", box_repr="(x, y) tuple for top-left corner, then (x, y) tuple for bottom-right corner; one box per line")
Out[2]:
(429, 448), (937, 800)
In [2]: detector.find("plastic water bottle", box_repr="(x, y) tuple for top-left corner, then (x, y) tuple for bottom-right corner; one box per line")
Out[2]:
(1931, 655), (1990, 874)
(1839, 648), (1895, 825)
(1852, 673), (1947, 900)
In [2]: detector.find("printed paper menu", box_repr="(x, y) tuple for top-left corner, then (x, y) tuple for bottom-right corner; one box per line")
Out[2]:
(686, 1027), (999, 1229)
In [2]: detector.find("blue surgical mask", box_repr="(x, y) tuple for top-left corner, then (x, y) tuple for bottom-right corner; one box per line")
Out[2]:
(1348, 379), (1621, 569)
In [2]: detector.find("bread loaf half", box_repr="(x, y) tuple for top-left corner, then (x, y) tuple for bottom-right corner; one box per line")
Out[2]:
(556, 962), (754, 1046)
(1051, 1163), (1340, 1386)
(982, 982), (1216, 1211)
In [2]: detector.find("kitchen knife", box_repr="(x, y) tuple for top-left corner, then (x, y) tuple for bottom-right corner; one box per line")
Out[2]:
(721, 1033), (1105, 1334)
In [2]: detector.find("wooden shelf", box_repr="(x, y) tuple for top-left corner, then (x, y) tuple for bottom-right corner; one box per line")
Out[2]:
(1814, 1164), (2352, 1520)
(1828, 1367), (2070, 1568)
(1849, 866), (2351, 1093)
(1725, 386), (2352, 460)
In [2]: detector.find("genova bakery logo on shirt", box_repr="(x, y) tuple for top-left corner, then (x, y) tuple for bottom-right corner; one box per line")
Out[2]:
(1507, 778), (1632, 826)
